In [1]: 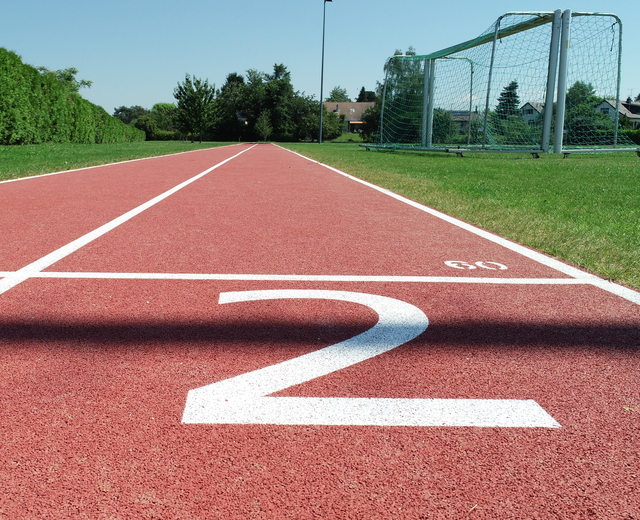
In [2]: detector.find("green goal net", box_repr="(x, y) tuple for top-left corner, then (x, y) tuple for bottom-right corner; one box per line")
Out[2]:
(377, 10), (637, 154)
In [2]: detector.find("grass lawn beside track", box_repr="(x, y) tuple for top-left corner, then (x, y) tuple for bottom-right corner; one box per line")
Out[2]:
(282, 143), (640, 291)
(0, 141), (232, 181)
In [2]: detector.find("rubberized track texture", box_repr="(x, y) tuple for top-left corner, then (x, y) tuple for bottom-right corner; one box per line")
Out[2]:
(1, 143), (639, 519)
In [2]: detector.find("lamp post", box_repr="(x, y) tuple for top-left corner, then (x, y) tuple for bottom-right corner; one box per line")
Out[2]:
(319, 0), (332, 144)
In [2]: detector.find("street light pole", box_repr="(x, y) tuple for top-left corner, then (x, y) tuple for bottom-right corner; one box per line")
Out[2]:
(319, 0), (332, 144)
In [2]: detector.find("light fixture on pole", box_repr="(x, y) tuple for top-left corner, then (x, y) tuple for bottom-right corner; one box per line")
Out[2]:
(319, 0), (332, 144)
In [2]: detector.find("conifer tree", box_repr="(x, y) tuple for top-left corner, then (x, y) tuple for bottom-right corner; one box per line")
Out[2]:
(495, 81), (520, 119)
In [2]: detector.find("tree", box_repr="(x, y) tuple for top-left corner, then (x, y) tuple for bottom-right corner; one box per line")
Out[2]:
(37, 66), (92, 93)
(565, 80), (599, 109)
(113, 105), (149, 125)
(150, 103), (177, 132)
(133, 114), (158, 141)
(382, 47), (424, 143)
(262, 64), (297, 140)
(495, 81), (520, 119)
(173, 74), (216, 142)
(360, 99), (381, 142)
(356, 86), (377, 103)
(634, 92), (640, 102)
(432, 109), (455, 143)
(255, 110), (273, 141)
(289, 93), (320, 141)
(132, 103), (180, 140)
(216, 72), (247, 140)
(563, 81), (613, 145)
(326, 86), (350, 102)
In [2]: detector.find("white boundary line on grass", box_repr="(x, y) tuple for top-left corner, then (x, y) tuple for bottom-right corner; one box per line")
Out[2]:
(0, 145), (256, 296)
(280, 145), (640, 306)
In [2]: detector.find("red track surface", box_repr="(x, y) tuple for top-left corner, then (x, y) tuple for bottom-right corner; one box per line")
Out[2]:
(1, 144), (639, 519)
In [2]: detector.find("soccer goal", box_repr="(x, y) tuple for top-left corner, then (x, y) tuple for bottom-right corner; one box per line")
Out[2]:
(374, 10), (638, 155)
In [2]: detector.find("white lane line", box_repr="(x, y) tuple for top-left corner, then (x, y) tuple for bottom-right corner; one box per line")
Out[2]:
(184, 397), (560, 428)
(10, 271), (590, 285)
(281, 146), (640, 306)
(0, 143), (245, 185)
(0, 145), (256, 296)
(182, 290), (560, 427)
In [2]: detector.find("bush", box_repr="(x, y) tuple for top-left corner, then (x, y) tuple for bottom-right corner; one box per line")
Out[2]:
(0, 48), (145, 145)
(624, 128), (640, 145)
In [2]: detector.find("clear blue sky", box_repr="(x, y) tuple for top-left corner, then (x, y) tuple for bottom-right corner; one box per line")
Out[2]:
(2, 0), (639, 113)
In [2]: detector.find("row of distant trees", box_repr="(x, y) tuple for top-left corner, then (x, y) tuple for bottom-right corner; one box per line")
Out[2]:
(324, 85), (377, 103)
(114, 65), (378, 142)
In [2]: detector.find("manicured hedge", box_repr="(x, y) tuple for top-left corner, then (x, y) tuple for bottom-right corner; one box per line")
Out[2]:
(625, 129), (640, 146)
(0, 48), (144, 144)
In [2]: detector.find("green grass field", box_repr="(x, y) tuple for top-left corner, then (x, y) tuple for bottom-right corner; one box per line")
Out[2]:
(283, 143), (640, 291)
(1, 141), (638, 291)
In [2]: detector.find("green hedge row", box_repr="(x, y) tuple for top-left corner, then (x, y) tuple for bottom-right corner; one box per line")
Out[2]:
(0, 48), (145, 145)
(625, 129), (640, 146)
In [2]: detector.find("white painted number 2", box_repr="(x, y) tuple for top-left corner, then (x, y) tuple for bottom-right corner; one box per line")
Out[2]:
(182, 290), (559, 428)
(445, 261), (508, 270)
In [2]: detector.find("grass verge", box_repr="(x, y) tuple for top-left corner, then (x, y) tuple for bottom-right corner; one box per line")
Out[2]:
(0, 141), (233, 181)
(282, 143), (640, 291)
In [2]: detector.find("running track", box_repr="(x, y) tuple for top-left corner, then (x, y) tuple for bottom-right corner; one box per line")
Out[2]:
(1, 143), (638, 519)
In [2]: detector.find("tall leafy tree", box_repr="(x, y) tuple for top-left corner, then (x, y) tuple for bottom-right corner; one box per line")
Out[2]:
(113, 105), (149, 125)
(381, 47), (423, 143)
(216, 72), (247, 140)
(133, 103), (179, 140)
(326, 86), (350, 102)
(37, 66), (92, 93)
(263, 64), (297, 140)
(150, 103), (177, 132)
(173, 74), (216, 142)
(255, 110), (273, 141)
(564, 81), (612, 145)
(565, 81), (599, 109)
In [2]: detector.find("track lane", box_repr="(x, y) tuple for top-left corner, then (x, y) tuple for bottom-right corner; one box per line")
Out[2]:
(0, 144), (252, 272)
(1, 277), (638, 518)
(1, 143), (639, 519)
(44, 144), (569, 279)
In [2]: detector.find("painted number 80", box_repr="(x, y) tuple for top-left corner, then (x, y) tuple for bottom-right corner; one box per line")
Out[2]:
(445, 261), (508, 270)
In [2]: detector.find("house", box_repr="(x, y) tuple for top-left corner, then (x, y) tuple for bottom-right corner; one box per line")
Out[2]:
(597, 99), (640, 128)
(322, 102), (375, 132)
(520, 102), (544, 124)
(448, 110), (480, 134)
(623, 99), (640, 117)
(623, 99), (640, 129)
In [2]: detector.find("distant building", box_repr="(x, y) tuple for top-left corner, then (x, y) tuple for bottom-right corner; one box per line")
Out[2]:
(323, 102), (375, 132)
(598, 99), (640, 129)
(520, 102), (544, 124)
(448, 110), (480, 134)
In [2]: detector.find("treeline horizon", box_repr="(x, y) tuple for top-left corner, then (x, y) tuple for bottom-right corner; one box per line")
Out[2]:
(114, 65), (378, 143)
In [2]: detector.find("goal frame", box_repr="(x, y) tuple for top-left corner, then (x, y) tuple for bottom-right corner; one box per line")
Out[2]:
(371, 9), (638, 156)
